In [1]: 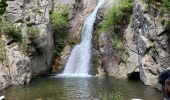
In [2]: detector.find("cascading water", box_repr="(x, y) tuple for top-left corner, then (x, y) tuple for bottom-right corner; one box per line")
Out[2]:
(58, 0), (104, 77)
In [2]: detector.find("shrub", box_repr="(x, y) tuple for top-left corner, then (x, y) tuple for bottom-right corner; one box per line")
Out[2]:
(98, 0), (134, 33)
(111, 36), (124, 49)
(27, 26), (40, 40)
(3, 25), (21, 40)
(50, 11), (68, 35)
(97, 0), (134, 50)
(0, 0), (7, 15)
(50, 10), (69, 57)
(165, 0), (170, 10)
(0, 16), (22, 41)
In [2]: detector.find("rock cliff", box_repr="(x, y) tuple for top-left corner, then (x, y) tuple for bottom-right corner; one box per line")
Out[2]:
(0, 0), (53, 90)
(94, 0), (170, 86)
(0, 0), (170, 91)
(52, 0), (170, 87)
(125, 0), (170, 86)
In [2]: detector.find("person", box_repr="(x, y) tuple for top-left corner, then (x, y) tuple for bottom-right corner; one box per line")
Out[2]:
(159, 69), (170, 100)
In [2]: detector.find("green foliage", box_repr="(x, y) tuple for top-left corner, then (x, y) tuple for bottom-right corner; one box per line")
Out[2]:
(161, 17), (170, 30)
(50, 9), (69, 57)
(111, 36), (124, 49)
(165, 0), (170, 10)
(97, 0), (134, 50)
(27, 26), (40, 40)
(159, 6), (164, 16)
(3, 25), (21, 40)
(164, 20), (170, 29)
(98, 0), (134, 33)
(59, 5), (69, 17)
(50, 11), (68, 34)
(0, 16), (22, 41)
(0, 0), (7, 15)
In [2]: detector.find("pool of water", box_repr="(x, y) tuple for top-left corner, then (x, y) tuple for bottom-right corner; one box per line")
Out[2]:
(0, 76), (163, 100)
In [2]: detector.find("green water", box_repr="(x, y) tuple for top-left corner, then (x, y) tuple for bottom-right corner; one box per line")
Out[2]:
(0, 77), (163, 100)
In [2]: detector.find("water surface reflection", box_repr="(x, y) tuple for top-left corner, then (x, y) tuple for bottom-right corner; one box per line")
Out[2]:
(0, 77), (163, 100)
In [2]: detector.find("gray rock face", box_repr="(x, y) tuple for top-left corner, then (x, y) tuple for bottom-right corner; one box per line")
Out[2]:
(125, 0), (169, 86)
(0, 0), (53, 90)
(93, 0), (129, 78)
(125, 25), (140, 74)
(4, 39), (31, 85)
(0, 61), (10, 91)
(97, 32), (127, 77)
(94, 0), (169, 86)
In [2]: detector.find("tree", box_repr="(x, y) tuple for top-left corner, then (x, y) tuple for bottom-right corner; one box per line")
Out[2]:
(0, 0), (7, 15)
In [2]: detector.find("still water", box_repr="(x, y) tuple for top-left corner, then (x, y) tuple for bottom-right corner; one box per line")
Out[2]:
(0, 77), (163, 100)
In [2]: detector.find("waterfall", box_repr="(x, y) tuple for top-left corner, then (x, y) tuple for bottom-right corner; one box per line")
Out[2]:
(58, 0), (104, 77)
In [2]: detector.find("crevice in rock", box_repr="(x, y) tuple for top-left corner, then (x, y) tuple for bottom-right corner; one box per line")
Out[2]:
(128, 72), (140, 80)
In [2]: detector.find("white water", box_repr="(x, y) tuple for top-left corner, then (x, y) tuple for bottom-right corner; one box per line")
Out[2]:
(58, 0), (104, 77)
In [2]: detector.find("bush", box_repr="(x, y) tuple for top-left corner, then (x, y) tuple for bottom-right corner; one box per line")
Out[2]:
(3, 25), (21, 40)
(0, 16), (22, 41)
(50, 10), (69, 57)
(98, 0), (134, 33)
(50, 11), (68, 35)
(165, 0), (170, 10)
(97, 0), (134, 50)
(111, 37), (124, 49)
(0, 0), (7, 15)
(27, 26), (40, 40)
